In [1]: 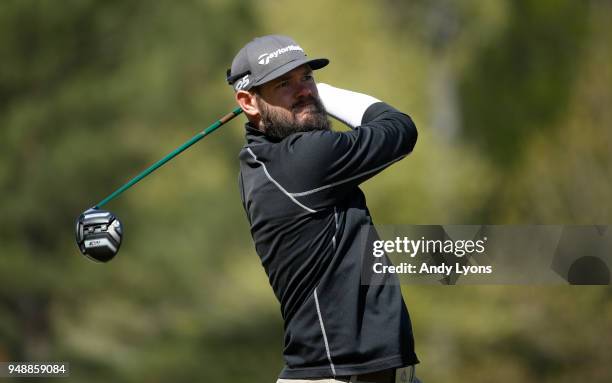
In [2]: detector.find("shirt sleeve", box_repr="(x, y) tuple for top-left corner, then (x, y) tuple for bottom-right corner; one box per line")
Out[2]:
(277, 102), (417, 210)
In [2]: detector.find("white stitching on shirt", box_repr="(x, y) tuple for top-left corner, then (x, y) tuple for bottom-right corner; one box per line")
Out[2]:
(246, 147), (317, 213)
(289, 155), (407, 197)
(314, 288), (336, 376)
(332, 207), (338, 251)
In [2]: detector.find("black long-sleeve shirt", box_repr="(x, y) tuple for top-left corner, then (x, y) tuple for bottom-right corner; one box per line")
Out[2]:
(238, 102), (419, 379)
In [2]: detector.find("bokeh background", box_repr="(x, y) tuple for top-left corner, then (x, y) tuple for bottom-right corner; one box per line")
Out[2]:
(1, 0), (611, 382)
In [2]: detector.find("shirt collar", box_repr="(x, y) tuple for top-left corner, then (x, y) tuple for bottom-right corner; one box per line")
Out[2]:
(244, 122), (282, 144)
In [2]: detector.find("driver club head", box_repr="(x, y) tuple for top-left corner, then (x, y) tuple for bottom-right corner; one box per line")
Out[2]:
(75, 208), (123, 262)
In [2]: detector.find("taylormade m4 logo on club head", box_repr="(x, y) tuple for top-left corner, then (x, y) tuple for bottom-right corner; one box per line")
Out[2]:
(257, 45), (303, 65)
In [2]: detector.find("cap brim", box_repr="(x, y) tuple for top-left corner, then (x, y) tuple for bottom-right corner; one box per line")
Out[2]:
(252, 57), (329, 88)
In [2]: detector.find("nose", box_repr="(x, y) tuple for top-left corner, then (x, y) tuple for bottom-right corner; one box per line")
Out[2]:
(295, 81), (314, 100)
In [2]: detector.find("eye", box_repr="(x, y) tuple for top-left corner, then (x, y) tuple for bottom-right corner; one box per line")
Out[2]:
(303, 74), (314, 81)
(275, 80), (289, 89)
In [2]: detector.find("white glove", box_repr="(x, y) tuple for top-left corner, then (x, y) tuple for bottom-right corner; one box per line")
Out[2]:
(316, 83), (381, 128)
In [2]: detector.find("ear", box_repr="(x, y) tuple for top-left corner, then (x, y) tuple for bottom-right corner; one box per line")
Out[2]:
(235, 90), (260, 121)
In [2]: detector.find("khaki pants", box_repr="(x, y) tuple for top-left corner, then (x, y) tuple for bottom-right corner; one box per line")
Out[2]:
(277, 366), (420, 383)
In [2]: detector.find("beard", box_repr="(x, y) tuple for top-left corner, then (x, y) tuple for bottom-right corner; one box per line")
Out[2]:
(255, 95), (331, 140)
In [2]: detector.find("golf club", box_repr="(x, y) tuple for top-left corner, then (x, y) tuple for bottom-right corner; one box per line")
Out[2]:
(75, 107), (243, 262)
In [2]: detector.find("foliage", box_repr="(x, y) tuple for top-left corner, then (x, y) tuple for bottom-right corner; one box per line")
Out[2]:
(1, 1), (610, 382)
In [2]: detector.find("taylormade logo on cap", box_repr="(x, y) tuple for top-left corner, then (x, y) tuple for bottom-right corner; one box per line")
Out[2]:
(257, 45), (304, 65)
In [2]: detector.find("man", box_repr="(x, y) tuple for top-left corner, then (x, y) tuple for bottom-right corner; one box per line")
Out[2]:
(227, 35), (420, 383)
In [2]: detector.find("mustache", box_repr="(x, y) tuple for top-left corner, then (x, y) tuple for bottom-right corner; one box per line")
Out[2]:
(292, 96), (322, 111)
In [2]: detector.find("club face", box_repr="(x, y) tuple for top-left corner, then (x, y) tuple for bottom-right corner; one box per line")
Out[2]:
(75, 208), (123, 262)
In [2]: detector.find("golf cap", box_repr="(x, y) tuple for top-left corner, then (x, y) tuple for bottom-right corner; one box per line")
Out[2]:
(226, 35), (329, 92)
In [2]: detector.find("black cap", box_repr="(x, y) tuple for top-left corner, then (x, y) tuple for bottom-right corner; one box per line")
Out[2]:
(226, 35), (329, 91)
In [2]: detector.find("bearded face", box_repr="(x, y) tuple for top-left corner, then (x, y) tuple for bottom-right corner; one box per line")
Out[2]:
(254, 93), (331, 140)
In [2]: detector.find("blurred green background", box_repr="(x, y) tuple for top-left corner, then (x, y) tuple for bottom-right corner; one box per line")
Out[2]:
(1, 0), (611, 382)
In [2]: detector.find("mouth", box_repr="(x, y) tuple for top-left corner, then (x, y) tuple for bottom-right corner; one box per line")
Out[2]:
(293, 102), (317, 114)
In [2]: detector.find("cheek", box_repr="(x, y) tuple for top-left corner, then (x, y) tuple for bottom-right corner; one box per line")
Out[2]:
(263, 102), (294, 120)
(261, 87), (300, 110)
(279, 91), (298, 109)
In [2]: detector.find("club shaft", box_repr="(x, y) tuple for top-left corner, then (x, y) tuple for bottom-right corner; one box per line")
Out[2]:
(95, 107), (243, 209)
